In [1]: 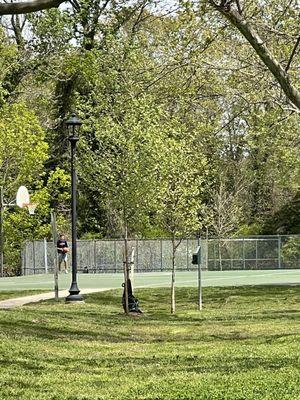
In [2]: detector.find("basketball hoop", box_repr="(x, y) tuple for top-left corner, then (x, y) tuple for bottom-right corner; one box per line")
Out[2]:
(16, 186), (30, 208)
(23, 203), (37, 215)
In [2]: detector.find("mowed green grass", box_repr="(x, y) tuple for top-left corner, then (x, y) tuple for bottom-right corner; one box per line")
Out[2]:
(0, 290), (48, 301)
(0, 286), (299, 400)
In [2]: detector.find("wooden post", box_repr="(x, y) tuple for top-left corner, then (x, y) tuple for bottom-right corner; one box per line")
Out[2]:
(198, 236), (202, 311)
(51, 211), (59, 301)
(123, 225), (129, 314)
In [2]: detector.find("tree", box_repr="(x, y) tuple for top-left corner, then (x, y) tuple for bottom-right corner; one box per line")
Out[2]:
(0, 103), (48, 196)
(156, 132), (206, 314)
(208, 0), (300, 110)
(208, 173), (244, 269)
(0, 102), (49, 274)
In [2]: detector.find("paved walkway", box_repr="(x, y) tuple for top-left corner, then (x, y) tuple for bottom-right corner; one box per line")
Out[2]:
(0, 288), (109, 309)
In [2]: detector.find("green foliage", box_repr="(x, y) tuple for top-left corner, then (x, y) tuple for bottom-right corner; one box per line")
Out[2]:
(0, 103), (48, 192)
(0, 103), (49, 273)
(79, 92), (166, 237)
(156, 134), (205, 238)
(28, 9), (73, 55)
(235, 223), (262, 237)
(0, 0), (299, 258)
(0, 28), (18, 105)
(282, 237), (300, 263)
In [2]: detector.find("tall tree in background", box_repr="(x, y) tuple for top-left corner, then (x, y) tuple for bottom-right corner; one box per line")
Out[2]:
(0, 0), (299, 247)
(208, 0), (300, 110)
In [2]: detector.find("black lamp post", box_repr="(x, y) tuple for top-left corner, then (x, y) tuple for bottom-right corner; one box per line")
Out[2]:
(65, 112), (83, 302)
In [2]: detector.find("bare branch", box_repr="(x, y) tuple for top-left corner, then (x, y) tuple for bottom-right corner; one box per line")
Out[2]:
(285, 35), (300, 72)
(235, 0), (242, 15)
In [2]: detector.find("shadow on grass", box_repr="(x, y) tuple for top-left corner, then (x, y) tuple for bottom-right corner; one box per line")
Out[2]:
(0, 349), (299, 376)
(0, 286), (298, 345)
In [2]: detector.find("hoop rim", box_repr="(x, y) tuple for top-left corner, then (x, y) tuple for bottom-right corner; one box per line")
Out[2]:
(23, 202), (37, 215)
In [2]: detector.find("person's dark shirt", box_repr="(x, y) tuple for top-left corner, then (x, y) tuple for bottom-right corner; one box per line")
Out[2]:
(57, 239), (68, 253)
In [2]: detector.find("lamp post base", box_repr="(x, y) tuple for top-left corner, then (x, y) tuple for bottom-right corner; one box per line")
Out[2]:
(66, 292), (84, 302)
(66, 282), (84, 302)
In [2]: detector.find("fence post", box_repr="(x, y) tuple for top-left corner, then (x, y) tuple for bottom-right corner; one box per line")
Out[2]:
(213, 240), (217, 270)
(93, 239), (97, 272)
(186, 238), (189, 271)
(230, 240), (233, 270)
(25, 241), (29, 276)
(160, 239), (163, 271)
(23, 243), (26, 276)
(278, 235), (282, 269)
(136, 239), (139, 273)
(243, 238), (246, 270)
(206, 230), (209, 271)
(255, 239), (258, 269)
(50, 211), (59, 301)
(21, 250), (24, 276)
(114, 240), (117, 272)
(33, 240), (36, 274)
(44, 238), (48, 274)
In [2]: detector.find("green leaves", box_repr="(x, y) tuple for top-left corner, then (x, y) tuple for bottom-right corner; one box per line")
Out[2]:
(0, 103), (48, 194)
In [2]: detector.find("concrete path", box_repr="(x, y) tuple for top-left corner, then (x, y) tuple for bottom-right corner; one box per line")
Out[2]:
(0, 288), (109, 309)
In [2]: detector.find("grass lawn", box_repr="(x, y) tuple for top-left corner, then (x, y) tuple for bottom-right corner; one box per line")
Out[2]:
(0, 285), (299, 400)
(0, 290), (49, 301)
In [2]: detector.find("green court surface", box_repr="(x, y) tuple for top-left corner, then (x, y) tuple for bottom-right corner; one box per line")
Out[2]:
(0, 269), (299, 291)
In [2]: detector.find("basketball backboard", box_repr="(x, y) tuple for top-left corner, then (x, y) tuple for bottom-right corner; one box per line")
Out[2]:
(16, 186), (30, 208)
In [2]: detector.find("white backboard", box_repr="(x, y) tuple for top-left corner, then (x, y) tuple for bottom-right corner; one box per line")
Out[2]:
(16, 186), (30, 208)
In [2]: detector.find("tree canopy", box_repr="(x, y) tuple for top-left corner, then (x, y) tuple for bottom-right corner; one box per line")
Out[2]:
(0, 0), (299, 274)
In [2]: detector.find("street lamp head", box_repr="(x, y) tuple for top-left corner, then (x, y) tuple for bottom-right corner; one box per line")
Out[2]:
(65, 112), (82, 135)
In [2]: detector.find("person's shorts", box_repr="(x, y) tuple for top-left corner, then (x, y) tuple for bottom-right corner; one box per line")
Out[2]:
(58, 252), (68, 263)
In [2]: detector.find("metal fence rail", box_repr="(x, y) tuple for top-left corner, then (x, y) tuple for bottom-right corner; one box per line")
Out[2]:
(21, 236), (300, 275)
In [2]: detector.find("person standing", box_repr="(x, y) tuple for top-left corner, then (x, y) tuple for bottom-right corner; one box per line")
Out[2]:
(57, 234), (69, 273)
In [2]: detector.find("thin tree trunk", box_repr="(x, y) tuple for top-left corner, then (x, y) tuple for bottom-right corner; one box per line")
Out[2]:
(123, 224), (129, 315)
(171, 235), (176, 314)
(50, 211), (59, 301)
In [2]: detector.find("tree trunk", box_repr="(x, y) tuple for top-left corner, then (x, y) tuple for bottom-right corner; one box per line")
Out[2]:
(170, 236), (176, 314)
(123, 224), (129, 315)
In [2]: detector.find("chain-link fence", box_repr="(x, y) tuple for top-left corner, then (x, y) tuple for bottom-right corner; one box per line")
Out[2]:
(21, 235), (300, 275)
